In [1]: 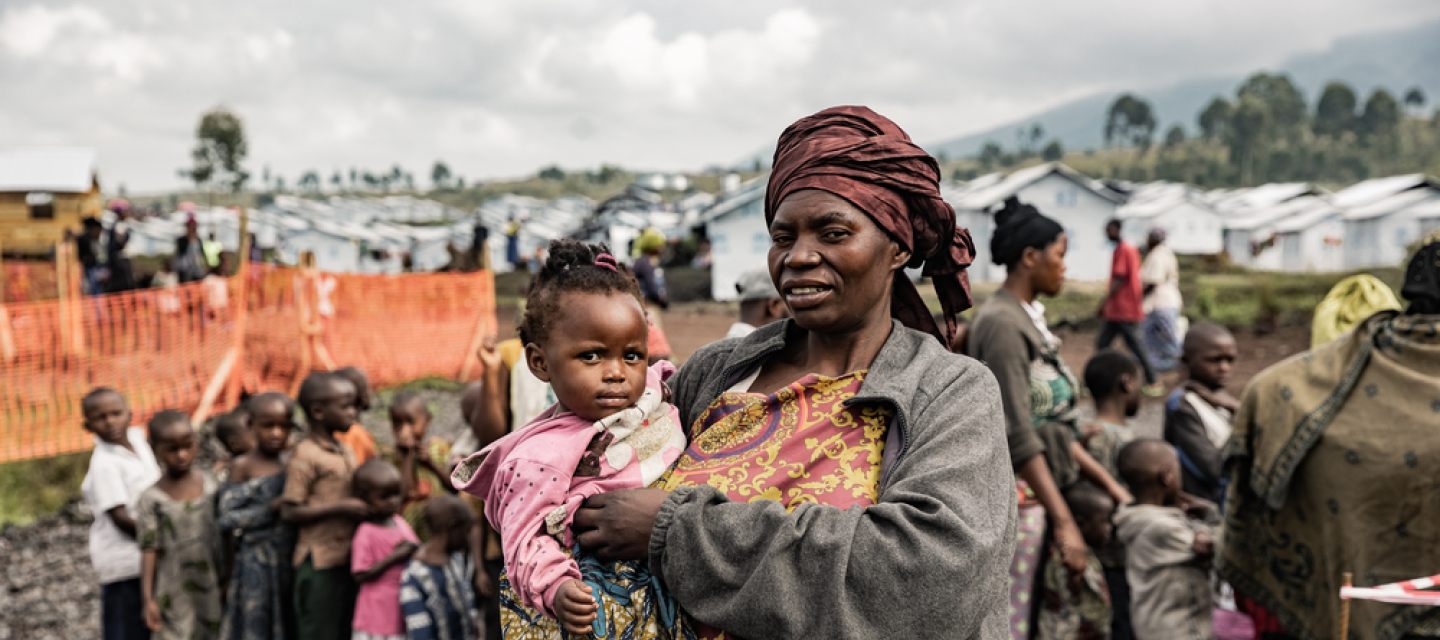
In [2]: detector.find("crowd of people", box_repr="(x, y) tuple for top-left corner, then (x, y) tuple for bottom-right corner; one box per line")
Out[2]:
(69, 105), (1440, 640)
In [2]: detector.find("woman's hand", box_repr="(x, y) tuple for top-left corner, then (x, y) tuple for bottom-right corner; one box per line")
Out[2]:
(572, 489), (670, 562)
(1052, 520), (1090, 593)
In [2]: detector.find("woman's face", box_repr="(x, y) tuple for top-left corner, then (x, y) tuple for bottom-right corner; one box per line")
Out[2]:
(768, 190), (910, 334)
(1028, 233), (1068, 297)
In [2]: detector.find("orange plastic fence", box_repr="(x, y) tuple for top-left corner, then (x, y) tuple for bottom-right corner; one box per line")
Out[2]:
(0, 263), (495, 464)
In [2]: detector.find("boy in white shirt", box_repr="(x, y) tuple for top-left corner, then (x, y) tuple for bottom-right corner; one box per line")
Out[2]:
(80, 387), (162, 640)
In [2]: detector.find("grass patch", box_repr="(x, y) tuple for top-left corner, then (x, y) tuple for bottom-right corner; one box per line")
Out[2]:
(0, 451), (91, 527)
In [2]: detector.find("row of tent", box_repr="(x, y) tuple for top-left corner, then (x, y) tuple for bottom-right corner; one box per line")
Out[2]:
(701, 162), (1440, 299)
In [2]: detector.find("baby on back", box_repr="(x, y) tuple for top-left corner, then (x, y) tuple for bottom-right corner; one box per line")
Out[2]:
(452, 239), (687, 637)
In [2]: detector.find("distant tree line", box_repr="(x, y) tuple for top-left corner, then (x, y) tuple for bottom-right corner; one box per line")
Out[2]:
(1099, 73), (1438, 186)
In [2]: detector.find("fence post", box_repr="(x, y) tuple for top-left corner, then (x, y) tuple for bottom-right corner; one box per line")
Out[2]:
(226, 209), (250, 408)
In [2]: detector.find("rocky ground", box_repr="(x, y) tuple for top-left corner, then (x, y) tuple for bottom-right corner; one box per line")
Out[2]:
(0, 310), (1310, 637)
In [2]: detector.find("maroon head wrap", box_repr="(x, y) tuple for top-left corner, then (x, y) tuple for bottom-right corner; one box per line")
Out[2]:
(764, 105), (975, 345)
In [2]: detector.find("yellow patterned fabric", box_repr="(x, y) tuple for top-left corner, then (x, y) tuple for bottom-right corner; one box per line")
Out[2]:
(660, 370), (890, 639)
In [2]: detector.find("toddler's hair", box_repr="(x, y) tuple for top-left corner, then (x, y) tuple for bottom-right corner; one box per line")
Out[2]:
(81, 387), (124, 413)
(1083, 349), (1140, 401)
(148, 409), (193, 444)
(1116, 438), (1174, 491)
(352, 458), (399, 499)
(245, 391), (295, 418)
(215, 410), (250, 448)
(1063, 480), (1115, 523)
(519, 239), (645, 346)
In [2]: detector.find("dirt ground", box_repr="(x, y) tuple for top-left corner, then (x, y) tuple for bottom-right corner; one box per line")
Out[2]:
(0, 306), (1311, 637)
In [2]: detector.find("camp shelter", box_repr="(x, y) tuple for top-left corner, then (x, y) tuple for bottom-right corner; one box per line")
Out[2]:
(1335, 175), (1440, 270)
(0, 148), (101, 253)
(702, 175), (768, 301)
(1116, 182), (1224, 255)
(946, 162), (1125, 283)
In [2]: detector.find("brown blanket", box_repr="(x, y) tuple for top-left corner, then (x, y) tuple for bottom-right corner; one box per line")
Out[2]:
(1219, 311), (1440, 640)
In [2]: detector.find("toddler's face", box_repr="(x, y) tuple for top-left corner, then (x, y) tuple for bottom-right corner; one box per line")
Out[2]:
(528, 292), (649, 422)
(364, 471), (406, 517)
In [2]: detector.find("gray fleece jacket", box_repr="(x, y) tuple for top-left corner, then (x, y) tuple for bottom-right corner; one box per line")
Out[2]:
(652, 319), (1016, 640)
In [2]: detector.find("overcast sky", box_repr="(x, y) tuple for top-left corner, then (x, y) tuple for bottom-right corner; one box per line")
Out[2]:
(4, 0), (1439, 192)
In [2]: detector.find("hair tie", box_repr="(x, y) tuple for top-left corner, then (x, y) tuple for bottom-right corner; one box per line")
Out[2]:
(594, 253), (618, 272)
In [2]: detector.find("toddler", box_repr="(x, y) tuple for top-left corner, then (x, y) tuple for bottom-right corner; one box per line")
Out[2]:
(453, 240), (687, 638)
(1038, 481), (1115, 640)
(137, 410), (224, 639)
(351, 460), (421, 640)
(218, 392), (298, 640)
(1114, 439), (1220, 640)
(81, 387), (162, 640)
(400, 495), (483, 640)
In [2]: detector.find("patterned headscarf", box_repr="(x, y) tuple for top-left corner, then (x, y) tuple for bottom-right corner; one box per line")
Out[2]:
(764, 106), (975, 344)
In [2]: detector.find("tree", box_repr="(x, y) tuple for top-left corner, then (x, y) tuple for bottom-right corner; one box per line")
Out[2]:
(182, 107), (249, 195)
(262, 165), (272, 191)
(1198, 97), (1232, 140)
(1314, 82), (1358, 138)
(298, 171), (321, 193)
(330, 171), (343, 191)
(597, 164), (623, 182)
(978, 142), (1003, 169)
(404, 173), (415, 192)
(431, 161), (452, 189)
(349, 168), (358, 190)
(1104, 94), (1157, 149)
(1237, 73), (1306, 137)
(1226, 94), (1270, 185)
(1163, 125), (1186, 148)
(1404, 86), (1427, 112)
(274, 177), (286, 193)
(1041, 140), (1064, 161)
(538, 165), (566, 181)
(1359, 89), (1401, 141)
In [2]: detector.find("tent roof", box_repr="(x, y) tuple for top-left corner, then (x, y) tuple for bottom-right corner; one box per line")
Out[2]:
(0, 147), (96, 192)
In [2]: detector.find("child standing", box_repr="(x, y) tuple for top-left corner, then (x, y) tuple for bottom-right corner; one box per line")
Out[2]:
(1162, 322), (1238, 505)
(385, 390), (454, 541)
(280, 372), (370, 640)
(218, 392), (298, 640)
(452, 240), (688, 638)
(1080, 349), (1144, 640)
(1114, 439), (1220, 640)
(137, 410), (224, 639)
(81, 388), (162, 640)
(400, 496), (482, 640)
(1037, 481), (1116, 640)
(350, 460), (421, 640)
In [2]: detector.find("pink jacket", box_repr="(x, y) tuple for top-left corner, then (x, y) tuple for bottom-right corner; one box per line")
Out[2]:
(452, 361), (686, 617)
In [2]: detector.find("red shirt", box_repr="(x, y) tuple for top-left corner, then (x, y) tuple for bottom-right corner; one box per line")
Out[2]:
(1102, 241), (1144, 322)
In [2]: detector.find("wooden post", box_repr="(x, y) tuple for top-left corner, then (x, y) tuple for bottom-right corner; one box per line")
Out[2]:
(1339, 572), (1353, 640)
(225, 209), (251, 408)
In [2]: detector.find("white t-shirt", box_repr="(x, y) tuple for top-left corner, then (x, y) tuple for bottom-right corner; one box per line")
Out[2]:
(1141, 243), (1183, 313)
(1020, 298), (1057, 343)
(725, 322), (757, 339)
(81, 427), (161, 584)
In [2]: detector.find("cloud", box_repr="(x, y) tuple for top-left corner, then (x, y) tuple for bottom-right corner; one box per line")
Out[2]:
(0, 0), (1437, 191)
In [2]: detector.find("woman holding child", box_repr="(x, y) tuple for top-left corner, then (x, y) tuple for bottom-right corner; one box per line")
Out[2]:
(469, 106), (1017, 639)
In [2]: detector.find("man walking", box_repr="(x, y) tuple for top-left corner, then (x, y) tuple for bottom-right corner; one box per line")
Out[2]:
(1096, 219), (1161, 395)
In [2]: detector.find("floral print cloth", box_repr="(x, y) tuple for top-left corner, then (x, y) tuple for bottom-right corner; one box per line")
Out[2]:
(217, 473), (295, 640)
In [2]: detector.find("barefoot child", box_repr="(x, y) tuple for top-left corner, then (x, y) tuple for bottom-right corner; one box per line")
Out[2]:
(1162, 322), (1238, 504)
(452, 240), (688, 638)
(350, 460), (421, 640)
(218, 392), (298, 640)
(280, 372), (370, 640)
(400, 495), (483, 640)
(137, 411), (224, 639)
(384, 391), (455, 541)
(81, 388), (162, 640)
(1114, 439), (1220, 640)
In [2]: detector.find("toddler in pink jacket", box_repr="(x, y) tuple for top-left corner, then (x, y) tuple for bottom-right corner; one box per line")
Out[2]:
(452, 240), (689, 638)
